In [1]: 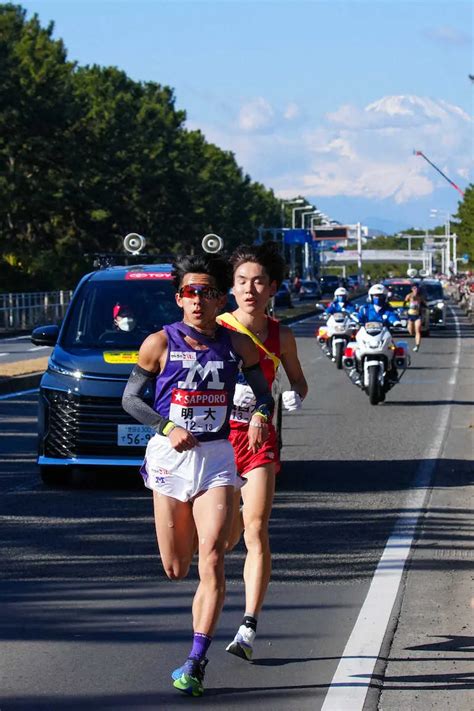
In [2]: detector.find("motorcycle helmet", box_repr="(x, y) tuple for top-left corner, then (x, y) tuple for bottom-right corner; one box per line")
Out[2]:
(368, 283), (388, 307)
(334, 287), (348, 303)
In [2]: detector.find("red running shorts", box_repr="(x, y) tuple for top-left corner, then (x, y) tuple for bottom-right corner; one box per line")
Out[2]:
(229, 423), (281, 477)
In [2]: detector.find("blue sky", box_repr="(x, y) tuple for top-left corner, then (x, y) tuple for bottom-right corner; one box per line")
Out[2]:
(22, 0), (473, 232)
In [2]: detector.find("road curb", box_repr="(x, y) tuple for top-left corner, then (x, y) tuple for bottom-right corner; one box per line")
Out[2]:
(280, 309), (319, 325)
(0, 372), (43, 396)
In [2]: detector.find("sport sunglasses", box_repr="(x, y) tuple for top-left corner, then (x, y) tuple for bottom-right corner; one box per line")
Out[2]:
(178, 283), (222, 300)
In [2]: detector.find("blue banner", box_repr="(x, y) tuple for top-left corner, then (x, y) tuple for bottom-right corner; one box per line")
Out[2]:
(283, 229), (312, 245)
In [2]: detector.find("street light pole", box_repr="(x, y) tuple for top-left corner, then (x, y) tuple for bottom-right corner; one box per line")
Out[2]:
(291, 205), (309, 229)
(430, 208), (452, 276)
(356, 222), (363, 283)
(281, 198), (305, 227)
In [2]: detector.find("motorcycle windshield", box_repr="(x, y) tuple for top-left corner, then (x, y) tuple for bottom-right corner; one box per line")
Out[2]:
(365, 322), (383, 335)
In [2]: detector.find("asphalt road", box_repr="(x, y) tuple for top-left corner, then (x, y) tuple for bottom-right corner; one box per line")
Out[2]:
(0, 305), (471, 710)
(0, 334), (52, 364)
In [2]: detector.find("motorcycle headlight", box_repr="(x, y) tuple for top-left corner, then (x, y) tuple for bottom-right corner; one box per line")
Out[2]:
(48, 359), (83, 380)
(436, 301), (444, 309)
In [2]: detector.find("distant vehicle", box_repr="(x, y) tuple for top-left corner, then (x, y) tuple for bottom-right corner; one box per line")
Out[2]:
(319, 275), (342, 296)
(274, 282), (293, 308)
(31, 263), (181, 485)
(298, 280), (321, 300)
(383, 278), (430, 335)
(417, 278), (446, 327)
(314, 275), (343, 309)
(346, 275), (360, 291)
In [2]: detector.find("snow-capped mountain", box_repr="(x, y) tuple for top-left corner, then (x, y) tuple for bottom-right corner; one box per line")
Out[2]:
(365, 95), (471, 123)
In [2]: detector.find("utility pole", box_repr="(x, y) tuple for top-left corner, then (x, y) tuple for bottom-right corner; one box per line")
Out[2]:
(356, 222), (362, 283)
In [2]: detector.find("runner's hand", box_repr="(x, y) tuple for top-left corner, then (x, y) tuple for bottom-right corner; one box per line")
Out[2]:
(233, 383), (255, 407)
(282, 390), (303, 411)
(247, 416), (269, 453)
(167, 426), (199, 452)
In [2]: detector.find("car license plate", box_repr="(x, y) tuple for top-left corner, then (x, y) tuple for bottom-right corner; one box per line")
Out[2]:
(117, 424), (154, 447)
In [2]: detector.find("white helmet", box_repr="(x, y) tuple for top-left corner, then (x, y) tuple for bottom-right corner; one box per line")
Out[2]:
(368, 283), (388, 306)
(334, 286), (348, 303)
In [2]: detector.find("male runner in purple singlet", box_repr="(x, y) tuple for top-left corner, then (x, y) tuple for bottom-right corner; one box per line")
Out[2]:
(122, 253), (274, 697)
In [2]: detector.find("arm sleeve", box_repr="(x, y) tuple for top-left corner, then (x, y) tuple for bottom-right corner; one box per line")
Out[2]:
(122, 365), (172, 434)
(241, 362), (275, 416)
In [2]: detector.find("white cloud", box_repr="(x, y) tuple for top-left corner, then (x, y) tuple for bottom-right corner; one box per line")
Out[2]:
(283, 102), (300, 121)
(192, 94), (472, 205)
(425, 25), (471, 46)
(238, 97), (275, 132)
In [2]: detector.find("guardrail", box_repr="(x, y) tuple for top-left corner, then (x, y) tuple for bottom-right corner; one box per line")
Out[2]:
(0, 291), (73, 333)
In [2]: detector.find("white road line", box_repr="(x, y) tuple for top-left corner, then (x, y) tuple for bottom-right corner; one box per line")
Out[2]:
(27, 345), (50, 351)
(0, 335), (30, 342)
(288, 312), (320, 327)
(0, 353), (8, 357)
(447, 306), (461, 384)
(321, 307), (461, 711)
(0, 388), (39, 401)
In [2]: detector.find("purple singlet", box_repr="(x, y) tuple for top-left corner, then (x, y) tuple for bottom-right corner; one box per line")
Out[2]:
(153, 321), (241, 442)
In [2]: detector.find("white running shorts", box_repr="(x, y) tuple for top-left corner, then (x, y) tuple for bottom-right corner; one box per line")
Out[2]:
(141, 435), (237, 502)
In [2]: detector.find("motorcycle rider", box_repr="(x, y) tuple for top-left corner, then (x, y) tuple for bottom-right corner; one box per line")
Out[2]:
(324, 287), (358, 316)
(321, 287), (359, 359)
(349, 284), (402, 387)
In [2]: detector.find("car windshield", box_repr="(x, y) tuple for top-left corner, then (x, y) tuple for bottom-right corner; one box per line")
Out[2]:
(301, 281), (318, 288)
(320, 277), (340, 287)
(421, 283), (443, 300)
(61, 279), (182, 349)
(319, 277), (340, 295)
(386, 284), (412, 300)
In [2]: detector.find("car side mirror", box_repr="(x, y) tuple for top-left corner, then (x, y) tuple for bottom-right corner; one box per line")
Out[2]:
(31, 324), (59, 347)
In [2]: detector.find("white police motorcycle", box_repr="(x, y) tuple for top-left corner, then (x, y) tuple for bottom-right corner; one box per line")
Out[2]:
(342, 320), (410, 404)
(317, 311), (359, 369)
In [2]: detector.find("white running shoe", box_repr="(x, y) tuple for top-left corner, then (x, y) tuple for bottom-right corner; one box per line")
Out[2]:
(225, 625), (255, 661)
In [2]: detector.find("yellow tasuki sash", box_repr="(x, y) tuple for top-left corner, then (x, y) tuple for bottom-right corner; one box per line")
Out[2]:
(217, 312), (281, 369)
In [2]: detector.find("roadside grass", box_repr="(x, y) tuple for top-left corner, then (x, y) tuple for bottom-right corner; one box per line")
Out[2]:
(274, 301), (319, 322)
(0, 356), (49, 379)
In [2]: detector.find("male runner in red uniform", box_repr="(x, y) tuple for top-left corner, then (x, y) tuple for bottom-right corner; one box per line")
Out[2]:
(218, 242), (308, 661)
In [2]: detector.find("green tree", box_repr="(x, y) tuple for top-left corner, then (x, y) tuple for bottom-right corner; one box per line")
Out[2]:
(0, 4), (283, 291)
(452, 184), (474, 267)
(0, 4), (77, 287)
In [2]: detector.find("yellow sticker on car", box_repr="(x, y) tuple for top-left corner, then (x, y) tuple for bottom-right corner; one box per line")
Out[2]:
(103, 351), (139, 364)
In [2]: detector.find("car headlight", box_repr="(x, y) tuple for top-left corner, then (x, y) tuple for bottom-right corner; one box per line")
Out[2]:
(48, 359), (83, 379)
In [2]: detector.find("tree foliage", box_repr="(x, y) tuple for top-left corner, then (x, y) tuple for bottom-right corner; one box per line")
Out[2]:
(452, 183), (474, 267)
(0, 4), (282, 291)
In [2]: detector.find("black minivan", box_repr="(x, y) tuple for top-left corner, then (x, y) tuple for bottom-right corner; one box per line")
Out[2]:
(31, 263), (181, 484)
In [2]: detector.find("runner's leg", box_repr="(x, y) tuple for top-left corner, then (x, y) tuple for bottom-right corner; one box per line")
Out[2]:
(226, 463), (275, 660)
(240, 464), (275, 616)
(226, 489), (244, 551)
(153, 491), (195, 579)
(414, 318), (422, 348)
(172, 485), (234, 696)
(192, 484), (234, 635)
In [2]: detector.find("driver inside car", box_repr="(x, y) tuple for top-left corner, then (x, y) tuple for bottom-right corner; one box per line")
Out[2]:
(113, 303), (137, 332)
